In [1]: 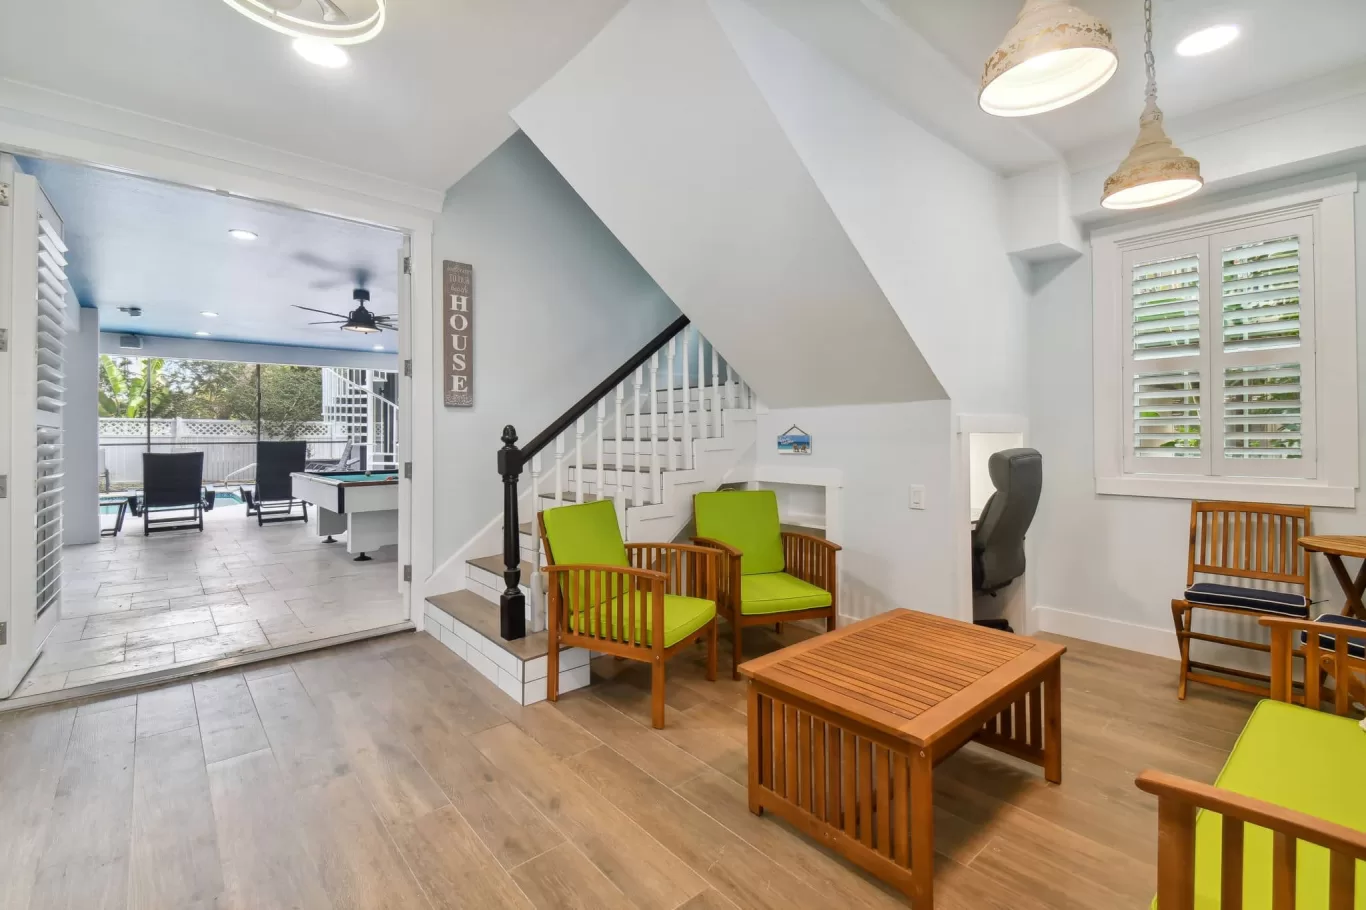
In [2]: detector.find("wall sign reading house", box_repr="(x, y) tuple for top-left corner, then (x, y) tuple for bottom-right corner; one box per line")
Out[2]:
(443, 261), (473, 407)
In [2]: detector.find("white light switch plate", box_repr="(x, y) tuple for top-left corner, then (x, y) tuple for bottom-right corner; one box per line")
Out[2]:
(909, 485), (926, 510)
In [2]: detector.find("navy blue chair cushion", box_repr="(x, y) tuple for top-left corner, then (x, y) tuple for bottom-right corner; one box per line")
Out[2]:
(1298, 613), (1366, 659)
(1183, 582), (1309, 617)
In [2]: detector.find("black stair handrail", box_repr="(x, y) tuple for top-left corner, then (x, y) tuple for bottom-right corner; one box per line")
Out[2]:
(494, 314), (691, 640)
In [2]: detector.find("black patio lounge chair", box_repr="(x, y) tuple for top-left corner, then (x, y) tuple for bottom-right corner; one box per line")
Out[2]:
(141, 452), (208, 535)
(305, 440), (365, 473)
(241, 441), (309, 526)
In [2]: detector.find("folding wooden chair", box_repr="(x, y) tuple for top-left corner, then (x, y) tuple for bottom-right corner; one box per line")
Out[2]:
(1172, 500), (1312, 700)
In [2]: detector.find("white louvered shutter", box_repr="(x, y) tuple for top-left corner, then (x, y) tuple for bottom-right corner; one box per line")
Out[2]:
(34, 209), (67, 618)
(1123, 239), (1209, 475)
(1213, 217), (1316, 478)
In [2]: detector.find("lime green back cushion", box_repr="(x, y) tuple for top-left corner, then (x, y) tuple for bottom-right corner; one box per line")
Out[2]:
(1163, 700), (1366, 909)
(541, 500), (628, 568)
(694, 490), (784, 575)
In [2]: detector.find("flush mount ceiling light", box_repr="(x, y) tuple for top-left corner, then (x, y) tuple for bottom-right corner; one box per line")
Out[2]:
(219, 0), (385, 45)
(228, 229), (258, 241)
(293, 37), (349, 67)
(200, 311), (219, 318)
(1176, 24), (1239, 57)
(195, 331), (212, 337)
(1102, 0), (1203, 210)
(979, 0), (1118, 117)
(372, 344), (384, 350)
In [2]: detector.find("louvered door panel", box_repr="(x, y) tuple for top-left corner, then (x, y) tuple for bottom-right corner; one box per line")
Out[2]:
(34, 207), (67, 620)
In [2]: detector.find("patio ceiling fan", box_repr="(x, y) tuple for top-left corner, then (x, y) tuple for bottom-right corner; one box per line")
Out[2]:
(293, 288), (396, 334)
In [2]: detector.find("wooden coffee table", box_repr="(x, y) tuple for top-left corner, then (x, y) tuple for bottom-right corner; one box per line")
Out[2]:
(739, 608), (1065, 909)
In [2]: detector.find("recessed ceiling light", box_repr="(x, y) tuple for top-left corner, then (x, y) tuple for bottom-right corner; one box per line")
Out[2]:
(194, 331), (212, 337)
(1176, 24), (1239, 57)
(227, 229), (258, 241)
(372, 344), (384, 350)
(200, 311), (219, 318)
(293, 37), (349, 69)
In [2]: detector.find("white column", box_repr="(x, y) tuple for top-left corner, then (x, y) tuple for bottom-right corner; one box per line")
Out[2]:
(711, 345), (722, 437)
(649, 351), (660, 505)
(595, 398), (606, 501)
(633, 365), (644, 505)
(681, 329), (693, 468)
(697, 331), (708, 438)
(666, 335), (679, 471)
(574, 414), (585, 504)
(614, 380), (625, 506)
(727, 363), (737, 408)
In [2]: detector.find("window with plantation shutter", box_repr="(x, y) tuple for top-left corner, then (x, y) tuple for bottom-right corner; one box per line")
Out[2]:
(1093, 177), (1357, 507)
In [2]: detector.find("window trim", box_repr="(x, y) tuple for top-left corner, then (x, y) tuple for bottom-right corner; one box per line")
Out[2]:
(1092, 175), (1358, 507)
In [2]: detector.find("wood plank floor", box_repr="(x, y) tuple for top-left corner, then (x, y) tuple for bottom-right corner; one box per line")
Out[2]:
(0, 624), (1256, 909)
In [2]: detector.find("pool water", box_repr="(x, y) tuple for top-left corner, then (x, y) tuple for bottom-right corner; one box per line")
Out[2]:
(99, 489), (244, 514)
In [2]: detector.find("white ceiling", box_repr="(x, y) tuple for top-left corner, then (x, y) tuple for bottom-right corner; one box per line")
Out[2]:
(884, 0), (1366, 155)
(0, 0), (627, 193)
(21, 156), (405, 351)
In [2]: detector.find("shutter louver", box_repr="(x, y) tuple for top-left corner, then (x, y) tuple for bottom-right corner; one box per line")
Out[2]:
(1132, 254), (1200, 358)
(1222, 236), (1300, 353)
(1224, 363), (1302, 459)
(34, 214), (66, 619)
(1133, 370), (1201, 457)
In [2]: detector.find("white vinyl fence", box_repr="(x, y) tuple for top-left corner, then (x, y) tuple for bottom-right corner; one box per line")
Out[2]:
(99, 418), (348, 490)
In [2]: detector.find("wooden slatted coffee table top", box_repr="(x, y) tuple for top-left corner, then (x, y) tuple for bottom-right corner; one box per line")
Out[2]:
(1298, 535), (1366, 560)
(739, 609), (1065, 747)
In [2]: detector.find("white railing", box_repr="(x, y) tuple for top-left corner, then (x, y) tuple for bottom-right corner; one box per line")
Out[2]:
(322, 368), (399, 470)
(518, 322), (751, 632)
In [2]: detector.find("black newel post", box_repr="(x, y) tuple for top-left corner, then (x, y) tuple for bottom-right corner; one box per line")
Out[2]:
(496, 425), (527, 640)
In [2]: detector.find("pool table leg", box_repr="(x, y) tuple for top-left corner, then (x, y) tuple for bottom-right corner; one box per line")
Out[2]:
(354, 552), (372, 561)
(324, 535), (336, 543)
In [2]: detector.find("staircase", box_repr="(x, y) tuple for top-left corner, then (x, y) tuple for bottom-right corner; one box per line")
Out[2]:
(423, 316), (757, 703)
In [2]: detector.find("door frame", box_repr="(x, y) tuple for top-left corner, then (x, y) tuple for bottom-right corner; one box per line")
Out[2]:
(0, 116), (440, 635)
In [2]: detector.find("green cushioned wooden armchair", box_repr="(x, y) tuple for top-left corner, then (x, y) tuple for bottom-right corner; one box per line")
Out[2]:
(538, 499), (718, 729)
(692, 490), (841, 678)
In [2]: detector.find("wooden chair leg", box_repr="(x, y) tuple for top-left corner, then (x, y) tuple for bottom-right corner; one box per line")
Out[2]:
(1172, 603), (1191, 700)
(826, 611), (837, 633)
(706, 620), (717, 682)
(546, 631), (560, 704)
(651, 659), (666, 729)
(732, 617), (744, 681)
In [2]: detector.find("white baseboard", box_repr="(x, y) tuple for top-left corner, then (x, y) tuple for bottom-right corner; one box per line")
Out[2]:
(1031, 605), (1178, 660)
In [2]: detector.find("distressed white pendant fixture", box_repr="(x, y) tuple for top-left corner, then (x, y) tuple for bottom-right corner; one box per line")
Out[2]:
(219, 0), (386, 45)
(979, 0), (1118, 117)
(1101, 0), (1203, 210)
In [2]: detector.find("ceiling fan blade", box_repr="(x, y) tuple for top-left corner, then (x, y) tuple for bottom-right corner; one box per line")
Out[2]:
(308, 320), (348, 325)
(292, 305), (349, 318)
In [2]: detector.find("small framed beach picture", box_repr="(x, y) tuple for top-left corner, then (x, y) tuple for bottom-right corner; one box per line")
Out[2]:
(777, 425), (812, 455)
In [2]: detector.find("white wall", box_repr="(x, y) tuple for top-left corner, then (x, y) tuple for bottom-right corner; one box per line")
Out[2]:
(430, 130), (680, 563)
(753, 402), (958, 621)
(1027, 163), (1366, 657)
(98, 332), (397, 370)
(63, 307), (100, 545)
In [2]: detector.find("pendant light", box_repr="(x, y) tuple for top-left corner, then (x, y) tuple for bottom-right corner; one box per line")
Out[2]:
(1101, 0), (1203, 209)
(220, 0), (386, 46)
(979, 0), (1118, 117)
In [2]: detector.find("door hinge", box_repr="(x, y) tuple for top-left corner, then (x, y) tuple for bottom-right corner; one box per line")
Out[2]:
(0, 328), (7, 352)
(403, 565), (412, 583)
(0, 475), (7, 498)
(0, 622), (7, 646)
(403, 462), (412, 480)
(403, 359), (412, 377)
(402, 256), (411, 274)
(0, 182), (9, 206)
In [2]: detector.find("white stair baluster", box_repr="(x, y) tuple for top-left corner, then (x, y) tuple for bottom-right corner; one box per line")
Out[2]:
(614, 381), (625, 506)
(531, 452), (543, 631)
(596, 398), (606, 502)
(649, 352), (660, 504)
(727, 363), (737, 408)
(712, 345), (722, 437)
(697, 331), (707, 438)
(574, 414), (585, 504)
(667, 335), (678, 471)
(554, 432), (565, 506)
(633, 365), (644, 506)
(681, 329), (693, 468)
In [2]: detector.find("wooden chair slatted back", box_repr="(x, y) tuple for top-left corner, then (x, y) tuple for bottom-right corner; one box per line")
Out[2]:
(1187, 501), (1312, 597)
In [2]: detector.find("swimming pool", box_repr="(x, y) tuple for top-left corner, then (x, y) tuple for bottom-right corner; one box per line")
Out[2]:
(99, 489), (245, 513)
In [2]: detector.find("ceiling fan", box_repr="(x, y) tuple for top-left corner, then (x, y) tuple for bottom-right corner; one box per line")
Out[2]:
(294, 288), (396, 334)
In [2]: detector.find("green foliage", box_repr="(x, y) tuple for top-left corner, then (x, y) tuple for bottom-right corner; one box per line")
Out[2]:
(98, 355), (168, 417)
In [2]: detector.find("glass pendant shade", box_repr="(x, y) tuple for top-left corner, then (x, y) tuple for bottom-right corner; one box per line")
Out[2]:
(979, 0), (1118, 117)
(220, 0), (386, 45)
(1101, 98), (1203, 210)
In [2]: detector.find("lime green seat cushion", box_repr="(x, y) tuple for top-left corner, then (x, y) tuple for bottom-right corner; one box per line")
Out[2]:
(1162, 699), (1366, 909)
(694, 490), (785, 575)
(740, 572), (832, 616)
(541, 499), (628, 567)
(569, 593), (715, 647)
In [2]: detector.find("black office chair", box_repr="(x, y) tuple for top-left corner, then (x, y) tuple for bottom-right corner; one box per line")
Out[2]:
(242, 441), (309, 526)
(972, 448), (1042, 632)
(140, 452), (209, 535)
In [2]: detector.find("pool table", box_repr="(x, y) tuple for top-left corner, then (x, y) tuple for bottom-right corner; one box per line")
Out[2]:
(290, 470), (398, 560)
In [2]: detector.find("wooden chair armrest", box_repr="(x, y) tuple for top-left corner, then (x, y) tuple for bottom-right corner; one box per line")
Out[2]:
(1260, 615), (1366, 711)
(691, 536), (741, 557)
(544, 563), (667, 583)
(1136, 769), (1366, 860)
(627, 543), (720, 600)
(780, 530), (843, 552)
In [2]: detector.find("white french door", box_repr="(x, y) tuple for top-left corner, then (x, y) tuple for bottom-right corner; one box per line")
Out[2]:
(0, 154), (68, 697)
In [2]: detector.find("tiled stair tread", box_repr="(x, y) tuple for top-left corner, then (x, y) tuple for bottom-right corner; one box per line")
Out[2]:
(467, 554), (533, 578)
(519, 521), (533, 536)
(538, 491), (636, 505)
(425, 590), (549, 661)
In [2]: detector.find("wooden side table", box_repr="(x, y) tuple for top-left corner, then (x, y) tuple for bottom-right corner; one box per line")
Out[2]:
(739, 609), (1065, 909)
(1298, 535), (1366, 620)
